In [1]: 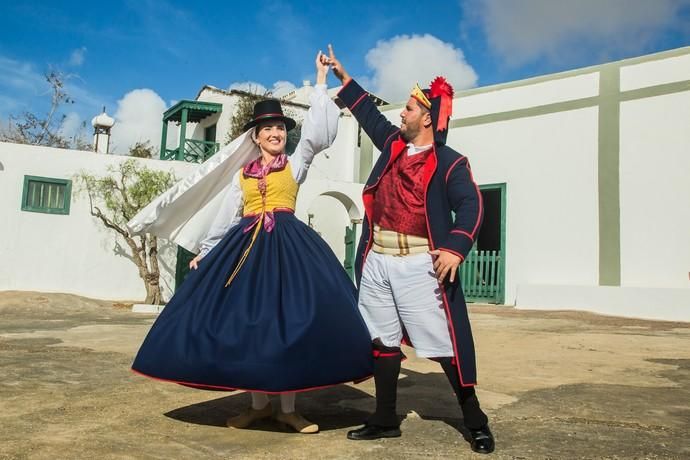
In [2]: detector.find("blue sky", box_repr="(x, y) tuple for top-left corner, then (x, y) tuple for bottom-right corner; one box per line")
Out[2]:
(1, 0), (689, 152)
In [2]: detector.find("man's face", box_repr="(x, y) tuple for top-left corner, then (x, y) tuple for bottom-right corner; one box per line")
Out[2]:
(255, 121), (287, 156)
(400, 97), (431, 142)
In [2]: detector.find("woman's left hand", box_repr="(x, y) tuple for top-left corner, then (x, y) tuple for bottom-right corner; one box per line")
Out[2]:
(316, 50), (329, 84)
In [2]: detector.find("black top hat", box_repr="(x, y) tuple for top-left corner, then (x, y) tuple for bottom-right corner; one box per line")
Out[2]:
(243, 99), (297, 132)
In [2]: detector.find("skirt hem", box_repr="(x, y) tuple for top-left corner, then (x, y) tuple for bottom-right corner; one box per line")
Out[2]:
(131, 367), (373, 394)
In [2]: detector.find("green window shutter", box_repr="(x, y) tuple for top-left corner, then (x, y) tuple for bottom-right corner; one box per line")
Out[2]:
(21, 176), (72, 215)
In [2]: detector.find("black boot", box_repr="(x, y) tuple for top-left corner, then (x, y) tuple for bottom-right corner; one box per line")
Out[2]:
(347, 345), (402, 441)
(440, 357), (494, 454)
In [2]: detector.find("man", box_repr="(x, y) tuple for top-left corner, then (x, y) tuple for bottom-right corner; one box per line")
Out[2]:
(327, 45), (494, 454)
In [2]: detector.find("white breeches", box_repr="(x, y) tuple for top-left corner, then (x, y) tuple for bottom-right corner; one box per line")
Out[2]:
(357, 251), (454, 358)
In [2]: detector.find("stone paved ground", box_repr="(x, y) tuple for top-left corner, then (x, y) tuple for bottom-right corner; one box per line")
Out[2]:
(1, 291), (689, 459)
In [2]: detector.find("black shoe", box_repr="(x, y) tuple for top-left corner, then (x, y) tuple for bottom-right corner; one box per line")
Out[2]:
(347, 424), (401, 440)
(468, 424), (495, 454)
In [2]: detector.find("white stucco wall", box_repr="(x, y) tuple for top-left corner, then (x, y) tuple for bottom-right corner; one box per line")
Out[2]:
(620, 53), (690, 91)
(454, 71), (600, 119)
(194, 89), (236, 144)
(297, 179), (365, 263)
(619, 90), (690, 288)
(307, 114), (361, 183)
(452, 107), (600, 304)
(0, 143), (197, 301)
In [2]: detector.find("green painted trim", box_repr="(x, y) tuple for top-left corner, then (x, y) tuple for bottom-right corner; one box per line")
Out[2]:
(446, 79), (690, 129)
(620, 80), (690, 102)
(597, 66), (621, 286)
(343, 221), (358, 281)
(160, 121), (168, 160)
(177, 108), (188, 161)
(163, 100), (222, 122)
(21, 175), (72, 215)
(478, 182), (507, 304)
(359, 133), (374, 183)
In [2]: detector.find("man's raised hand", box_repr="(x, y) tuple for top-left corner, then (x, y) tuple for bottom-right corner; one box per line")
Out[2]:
(327, 44), (351, 84)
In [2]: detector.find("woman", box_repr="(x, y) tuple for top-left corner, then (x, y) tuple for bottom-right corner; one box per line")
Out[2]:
(130, 52), (372, 433)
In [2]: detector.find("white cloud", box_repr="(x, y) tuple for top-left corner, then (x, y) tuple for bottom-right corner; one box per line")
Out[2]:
(0, 55), (45, 95)
(58, 111), (88, 144)
(110, 89), (167, 154)
(68, 47), (87, 67)
(464, 0), (690, 66)
(229, 80), (297, 97)
(0, 94), (22, 115)
(364, 34), (478, 103)
(271, 80), (297, 98)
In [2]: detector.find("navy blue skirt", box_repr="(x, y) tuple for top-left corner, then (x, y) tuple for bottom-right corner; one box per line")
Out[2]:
(132, 212), (373, 393)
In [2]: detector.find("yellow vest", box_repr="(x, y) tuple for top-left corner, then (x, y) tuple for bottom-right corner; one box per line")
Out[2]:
(239, 163), (298, 215)
(225, 164), (298, 287)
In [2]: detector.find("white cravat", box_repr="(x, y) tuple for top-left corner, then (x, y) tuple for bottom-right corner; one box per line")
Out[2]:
(407, 143), (432, 156)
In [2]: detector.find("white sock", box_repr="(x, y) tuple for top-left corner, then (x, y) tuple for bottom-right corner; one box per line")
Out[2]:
(280, 392), (296, 413)
(250, 392), (270, 410)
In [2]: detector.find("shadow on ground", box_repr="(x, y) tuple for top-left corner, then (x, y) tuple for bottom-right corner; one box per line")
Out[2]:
(165, 385), (375, 431)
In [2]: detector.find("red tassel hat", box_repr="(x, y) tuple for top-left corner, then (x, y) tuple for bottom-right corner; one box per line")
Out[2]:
(410, 77), (455, 145)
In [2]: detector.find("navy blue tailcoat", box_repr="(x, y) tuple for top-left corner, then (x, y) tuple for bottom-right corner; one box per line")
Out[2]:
(338, 79), (484, 386)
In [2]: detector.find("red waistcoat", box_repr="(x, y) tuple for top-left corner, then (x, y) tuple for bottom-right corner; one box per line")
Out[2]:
(372, 147), (431, 237)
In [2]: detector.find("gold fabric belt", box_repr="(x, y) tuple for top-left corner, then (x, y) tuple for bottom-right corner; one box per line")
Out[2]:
(371, 225), (430, 256)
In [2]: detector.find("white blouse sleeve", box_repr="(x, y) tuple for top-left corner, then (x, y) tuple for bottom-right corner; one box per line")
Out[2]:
(197, 170), (244, 259)
(290, 83), (340, 184)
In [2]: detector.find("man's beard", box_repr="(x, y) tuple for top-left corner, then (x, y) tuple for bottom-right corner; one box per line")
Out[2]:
(400, 124), (417, 142)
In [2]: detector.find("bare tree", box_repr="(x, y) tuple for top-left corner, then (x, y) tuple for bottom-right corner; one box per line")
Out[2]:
(1, 70), (89, 149)
(129, 141), (155, 159)
(75, 157), (176, 304)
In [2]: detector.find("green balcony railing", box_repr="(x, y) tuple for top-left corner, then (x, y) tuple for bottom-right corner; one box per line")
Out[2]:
(184, 139), (219, 162)
(161, 148), (177, 161)
(162, 139), (219, 163)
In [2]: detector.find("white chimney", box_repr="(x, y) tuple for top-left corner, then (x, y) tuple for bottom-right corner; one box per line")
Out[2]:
(91, 108), (115, 154)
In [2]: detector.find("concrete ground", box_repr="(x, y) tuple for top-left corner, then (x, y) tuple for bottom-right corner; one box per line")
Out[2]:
(1, 291), (689, 460)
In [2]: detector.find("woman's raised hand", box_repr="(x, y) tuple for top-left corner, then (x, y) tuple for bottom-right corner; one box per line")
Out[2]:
(316, 50), (329, 73)
(315, 50), (329, 85)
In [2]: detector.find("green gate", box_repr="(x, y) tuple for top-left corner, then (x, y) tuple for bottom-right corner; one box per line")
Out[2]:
(175, 246), (196, 290)
(459, 249), (503, 304)
(343, 221), (358, 281)
(457, 182), (506, 304)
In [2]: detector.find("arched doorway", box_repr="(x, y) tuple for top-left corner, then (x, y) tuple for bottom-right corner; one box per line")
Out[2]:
(306, 191), (362, 280)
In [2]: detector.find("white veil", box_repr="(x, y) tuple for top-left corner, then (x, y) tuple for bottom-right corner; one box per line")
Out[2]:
(126, 131), (259, 252)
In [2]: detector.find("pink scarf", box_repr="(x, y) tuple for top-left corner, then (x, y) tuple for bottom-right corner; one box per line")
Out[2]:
(242, 153), (288, 179)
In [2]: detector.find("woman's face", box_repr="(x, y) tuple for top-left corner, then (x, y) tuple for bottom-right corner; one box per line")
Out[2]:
(255, 121), (287, 157)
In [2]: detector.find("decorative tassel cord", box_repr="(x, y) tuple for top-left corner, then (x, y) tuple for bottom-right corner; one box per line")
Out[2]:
(225, 210), (264, 287)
